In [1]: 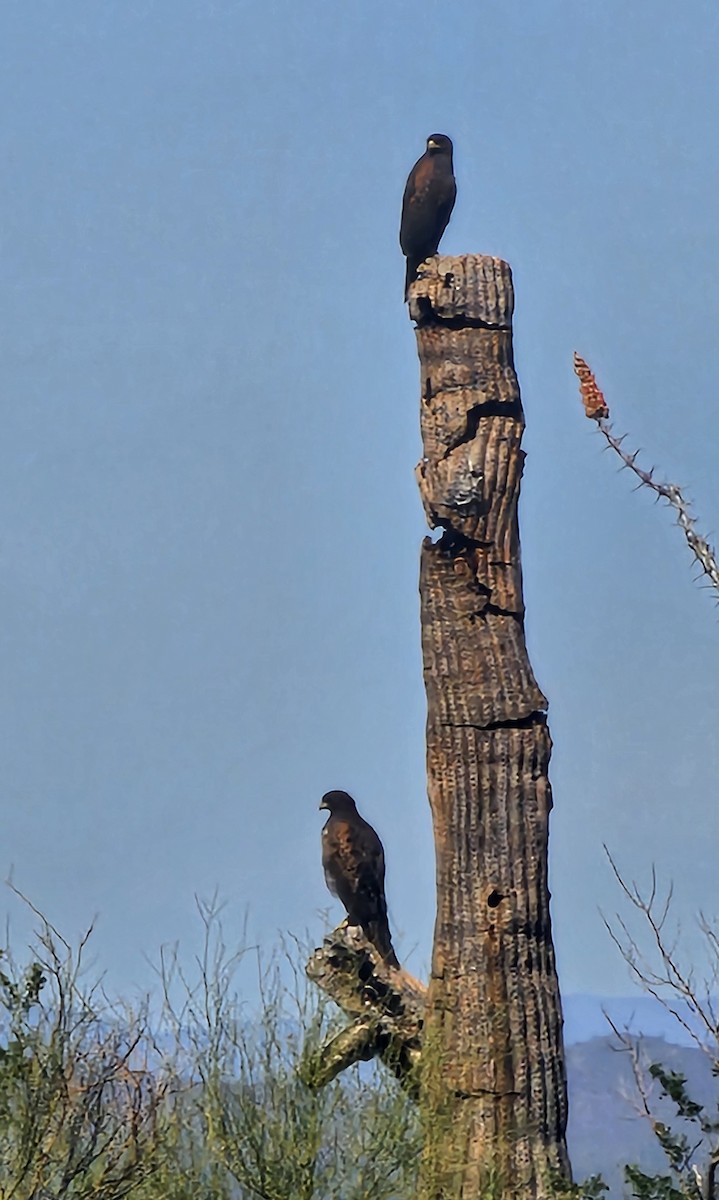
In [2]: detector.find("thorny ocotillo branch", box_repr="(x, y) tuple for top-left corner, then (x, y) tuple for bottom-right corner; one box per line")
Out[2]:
(573, 353), (719, 598)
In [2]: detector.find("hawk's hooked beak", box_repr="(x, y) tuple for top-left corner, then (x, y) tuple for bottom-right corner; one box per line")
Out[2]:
(427, 138), (440, 150)
(319, 798), (329, 811)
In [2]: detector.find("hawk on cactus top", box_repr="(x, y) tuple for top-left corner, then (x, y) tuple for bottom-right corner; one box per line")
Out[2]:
(320, 790), (399, 969)
(400, 133), (457, 300)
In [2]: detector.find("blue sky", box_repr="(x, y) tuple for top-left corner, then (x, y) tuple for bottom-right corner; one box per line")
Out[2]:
(1, 0), (718, 1002)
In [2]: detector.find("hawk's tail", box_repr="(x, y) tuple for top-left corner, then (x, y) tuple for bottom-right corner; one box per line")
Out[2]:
(363, 913), (400, 970)
(404, 256), (422, 302)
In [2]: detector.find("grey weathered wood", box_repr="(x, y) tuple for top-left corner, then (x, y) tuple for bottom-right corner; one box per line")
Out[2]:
(304, 924), (424, 1094)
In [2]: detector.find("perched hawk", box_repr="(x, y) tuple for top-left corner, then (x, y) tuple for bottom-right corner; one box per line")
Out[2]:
(320, 790), (399, 969)
(400, 133), (457, 300)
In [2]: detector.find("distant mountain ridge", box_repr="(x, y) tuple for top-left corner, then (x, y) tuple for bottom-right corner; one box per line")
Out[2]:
(563, 992), (705, 1046)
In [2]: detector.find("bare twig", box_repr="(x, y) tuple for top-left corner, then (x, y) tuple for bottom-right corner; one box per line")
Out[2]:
(603, 853), (719, 1197)
(602, 848), (717, 1050)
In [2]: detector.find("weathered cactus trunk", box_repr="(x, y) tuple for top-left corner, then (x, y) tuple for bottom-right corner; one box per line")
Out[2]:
(412, 256), (570, 1199)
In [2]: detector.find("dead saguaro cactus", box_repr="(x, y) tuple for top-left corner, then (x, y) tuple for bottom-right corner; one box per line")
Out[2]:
(412, 256), (570, 1198)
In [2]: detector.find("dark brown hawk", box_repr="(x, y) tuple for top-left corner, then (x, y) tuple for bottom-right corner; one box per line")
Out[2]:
(320, 790), (399, 968)
(400, 133), (457, 300)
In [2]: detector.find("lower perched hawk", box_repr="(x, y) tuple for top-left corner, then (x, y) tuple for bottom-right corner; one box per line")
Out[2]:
(320, 790), (399, 969)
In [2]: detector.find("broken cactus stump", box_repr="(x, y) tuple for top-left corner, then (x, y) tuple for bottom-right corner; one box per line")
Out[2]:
(303, 924), (425, 1094)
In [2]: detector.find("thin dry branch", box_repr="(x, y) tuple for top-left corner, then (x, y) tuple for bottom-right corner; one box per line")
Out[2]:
(605, 1016), (660, 1128)
(603, 849), (719, 1056)
(573, 352), (719, 597)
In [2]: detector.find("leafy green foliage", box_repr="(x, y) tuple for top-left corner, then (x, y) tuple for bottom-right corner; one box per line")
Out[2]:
(623, 1164), (690, 1200)
(0, 917), (168, 1200)
(549, 1170), (608, 1198)
(0, 895), (419, 1200)
(648, 1065), (704, 1123)
(160, 905), (420, 1200)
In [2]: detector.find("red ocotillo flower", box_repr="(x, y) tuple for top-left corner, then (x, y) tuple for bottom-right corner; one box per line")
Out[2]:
(573, 352), (609, 421)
